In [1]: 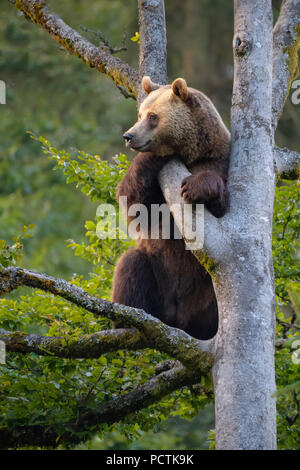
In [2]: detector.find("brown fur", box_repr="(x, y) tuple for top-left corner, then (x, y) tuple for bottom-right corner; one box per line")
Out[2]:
(112, 78), (230, 339)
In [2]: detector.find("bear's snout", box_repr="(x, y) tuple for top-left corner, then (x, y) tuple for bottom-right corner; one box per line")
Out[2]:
(123, 132), (134, 146)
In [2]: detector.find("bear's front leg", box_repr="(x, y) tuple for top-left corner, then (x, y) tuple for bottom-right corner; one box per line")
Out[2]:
(180, 171), (228, 218)
(117, 152), (170, 222)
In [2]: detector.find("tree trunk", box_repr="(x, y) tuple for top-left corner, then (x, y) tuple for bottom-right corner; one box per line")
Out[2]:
(139, 0), (278, 450)
(138, 0), (167, 101)
(211, 0), (277, 449)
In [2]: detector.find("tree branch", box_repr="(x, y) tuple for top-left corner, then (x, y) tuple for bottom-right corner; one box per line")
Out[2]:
(274, 146), (300, 178)
(272, 0), (300, 131)
(0, 266), (213, 372)
(0, 328), (149, 358)
(79, 25), (127, 55)
(8, 0), (139, 96)
(0, 362), (199, 449)
(71, 363), (199, 432)
(0, 424), (58, 449)
(158, 159), (223, 260)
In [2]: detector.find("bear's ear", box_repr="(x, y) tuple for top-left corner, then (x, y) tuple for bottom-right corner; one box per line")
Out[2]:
(172, 78), (189, 101)
(142, 76), (161, 94)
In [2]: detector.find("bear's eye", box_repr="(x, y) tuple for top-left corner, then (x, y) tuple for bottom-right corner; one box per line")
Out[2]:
(147, 113), (159, 127)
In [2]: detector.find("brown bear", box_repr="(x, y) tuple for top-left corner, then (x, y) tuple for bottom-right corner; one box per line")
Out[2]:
(112, 77), (230, 340)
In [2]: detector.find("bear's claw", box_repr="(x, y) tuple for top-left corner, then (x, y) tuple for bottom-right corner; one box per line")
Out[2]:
(180, 175), (203, 203)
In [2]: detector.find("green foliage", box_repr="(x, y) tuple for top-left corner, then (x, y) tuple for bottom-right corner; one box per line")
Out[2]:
(34, 135), (130, 204)
(273, 181), (300, 303)
(1, 139), (298, 449)
(0, 0), (138, 278)
(130, 32), (140, 44)
(207, 429), (216, 450)
(0, 141), (211, 449)
(0, 225), (33, 268)
(76, 405), (215, 450)
(32, 136), (133, 299)
(275, 345), (300, 450)
(273, 181), (300, 450)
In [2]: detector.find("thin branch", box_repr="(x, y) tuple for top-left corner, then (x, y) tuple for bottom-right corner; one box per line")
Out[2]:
(79, 25), (127, 55)
(8, 0), (139, 96)
(73, 363), (198, 429)
(0, 363), (199, 449)
(116, 84), (137, 100)
(80, 367), (106, 405)
(274, 146), (300, 178)
(276, 317), (300, 333)
(286, 391), (300, 426)
(0, 328), (149, 358)
(272, 0), (300, 131)
(0, 266), (213, 372)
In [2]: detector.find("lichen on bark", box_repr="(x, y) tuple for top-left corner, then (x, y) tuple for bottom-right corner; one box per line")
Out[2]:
(284, 24), (300, 91)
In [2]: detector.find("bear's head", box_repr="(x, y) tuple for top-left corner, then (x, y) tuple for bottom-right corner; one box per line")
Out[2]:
(123, 77), (230, 165)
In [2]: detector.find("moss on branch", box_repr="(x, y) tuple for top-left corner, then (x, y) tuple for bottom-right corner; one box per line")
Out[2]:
(283, 24), (300, 94)
(0, 328), (149, 358)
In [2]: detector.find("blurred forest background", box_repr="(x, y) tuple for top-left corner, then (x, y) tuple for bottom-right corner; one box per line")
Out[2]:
(0, 0), (299, 449)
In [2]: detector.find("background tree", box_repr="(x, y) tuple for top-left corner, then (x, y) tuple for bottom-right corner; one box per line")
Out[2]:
(0, 0), (299, 450)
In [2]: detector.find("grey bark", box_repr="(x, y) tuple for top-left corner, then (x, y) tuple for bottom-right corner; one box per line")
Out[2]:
(274, 146), (300, 177)
(137, 0), (167, 102)
(209, 0), (276, 450)
(156, 0), (278, 449)
(272, 0), (300, 131)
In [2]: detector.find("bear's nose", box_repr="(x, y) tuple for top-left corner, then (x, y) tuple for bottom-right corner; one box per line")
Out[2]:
(123, 132), (134, 144)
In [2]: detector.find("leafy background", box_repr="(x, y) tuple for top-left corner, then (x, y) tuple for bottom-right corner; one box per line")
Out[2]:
(0, 0), (299, 449)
